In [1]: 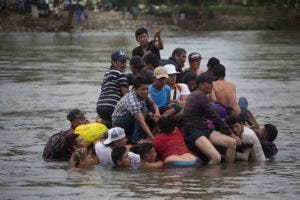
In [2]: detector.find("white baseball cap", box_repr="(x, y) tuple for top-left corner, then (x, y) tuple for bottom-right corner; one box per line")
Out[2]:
(103, 127), (126, 145)
(164, 64), (179, 75)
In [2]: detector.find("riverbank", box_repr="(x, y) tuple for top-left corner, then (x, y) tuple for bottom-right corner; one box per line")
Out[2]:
(0, 6), (299, 32)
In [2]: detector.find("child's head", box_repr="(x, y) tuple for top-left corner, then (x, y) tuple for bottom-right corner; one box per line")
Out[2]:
(131, 143), (157, 163)
(157, 116), (176, 134)
(262, 124), (278, 142)
(225, 115), (243, 136)
(73, 148), (97, 169)
(111, 146), (132, 167)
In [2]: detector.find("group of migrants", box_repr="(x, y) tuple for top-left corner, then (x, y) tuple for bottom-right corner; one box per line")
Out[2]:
(43, 27), (278, 171)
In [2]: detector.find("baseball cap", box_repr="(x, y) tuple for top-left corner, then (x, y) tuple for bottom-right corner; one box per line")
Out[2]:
(188, 52), (202, 62)
(130, 56), (144, 68)
(164, 64), (178, 75)
(154, 66), (169, 79)
(67, 108), (85, 122)
(103, 127), (126, 145)
(111, 50), (128, 61)
(196, 73), (215, 84)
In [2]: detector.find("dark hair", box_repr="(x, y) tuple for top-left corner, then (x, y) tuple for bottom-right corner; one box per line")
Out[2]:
(130, 143), (153, 160)
(143, 53), (160, 68)
(225, 115), (242, 127)
(171, 48), (186, 58)
(207, 57), (220, 69)
(212, 64), (226, 79)
(157, 116), (176, 134)
(64, 133), (80, 151)
(67, 108), (83, 122)
(182, 71), (197, 84)
(135, 27), (148, 40)
(111, 146), (127, 166)
(133, 76), (148, 89)
(264, 124), (278, 142)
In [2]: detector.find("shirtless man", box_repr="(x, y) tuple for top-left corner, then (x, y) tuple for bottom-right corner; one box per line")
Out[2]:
(211, 64), (241, 117)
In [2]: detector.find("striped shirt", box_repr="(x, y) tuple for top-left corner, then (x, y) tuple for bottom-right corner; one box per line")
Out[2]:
(112, 90), (146, 119)
(97, 67), (128, 108)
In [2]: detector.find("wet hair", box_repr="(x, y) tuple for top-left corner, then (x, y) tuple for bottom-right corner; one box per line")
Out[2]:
(225, 115), (242, 127)
(181, 71), (197, 84)
(133, 76), (148, 89)
(157, 116), (176, 134)
(64, 133), (80, 151)
(171, 48), (186, 58)
(143, 53), (160, 68)
(67, 108), (83, 122)
(207, 57), (220, 69)
(135, 27), (148, 40)
(212, 64), (226, 79)
(130, 143), (153, 160)
(73, 148), (89, 167)
(111, 146), (127, 166)
(264, 124), (278, 142)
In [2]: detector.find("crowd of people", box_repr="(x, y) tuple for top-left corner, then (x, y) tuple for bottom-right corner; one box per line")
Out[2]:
(43, 27), (278, 171)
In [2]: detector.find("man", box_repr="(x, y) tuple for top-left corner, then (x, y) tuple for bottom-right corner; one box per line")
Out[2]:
(203, 57), (220, 76)
(94, 127), (140, 166)
(143, 53), (160, 71)
(211, 64), (245, 120)
(161, 48), (186, 74)
(184, 52), (203, 76)
(225, 115), (266, 162)
(43, 108), (88, 161)
(126, 55), (154, 86)
(148, 66), (171, 113)
(132, 27), (163, 59)
(181, 71), (198, 92)
(183, 73), (237, 165)
(96, 50), (129, 128)
(112, 76), (160, 144)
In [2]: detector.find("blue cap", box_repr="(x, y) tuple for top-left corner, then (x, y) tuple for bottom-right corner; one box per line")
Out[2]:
(111, 50), (128, 61)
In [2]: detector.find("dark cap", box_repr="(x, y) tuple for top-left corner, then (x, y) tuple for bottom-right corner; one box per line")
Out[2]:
(188, 52), (202, 62)
(196, 73), (215, 84)
(207, 57), (220, 68)
(67, 108), (84, 122)
(111, 50), (128, 61)
(130, 56), (145, 68)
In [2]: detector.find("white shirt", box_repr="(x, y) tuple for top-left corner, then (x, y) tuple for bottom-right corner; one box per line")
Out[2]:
(170, 83), (190, 101)
(236, 126), (266, 162)
(95, 142), (140, 166)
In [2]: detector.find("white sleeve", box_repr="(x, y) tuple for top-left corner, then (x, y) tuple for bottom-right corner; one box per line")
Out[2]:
(129, 152), (141, 166)
(243, 127), (266, 162)
(178, 84), (190, 95)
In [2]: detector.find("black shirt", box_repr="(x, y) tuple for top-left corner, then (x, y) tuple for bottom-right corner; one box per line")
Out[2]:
(132, 40), (161, 59)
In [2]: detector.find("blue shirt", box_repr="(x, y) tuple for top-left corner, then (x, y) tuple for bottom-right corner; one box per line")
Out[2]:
(148, 84), (170, 109)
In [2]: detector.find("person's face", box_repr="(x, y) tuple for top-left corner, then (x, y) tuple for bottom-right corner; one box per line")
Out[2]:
(187, 80), (197, 92)
(72, 113), (88, 129)
(190, 59), (201, 69)
(75, 135), (87, 148)
(198, 82), (213, 94)
(114, 137), (128, 147)
(154, 77), (167, 89)
(137, 33), (149, 46)
(167, 74), (177, 86)
(230, 123), (244, 137)
(114, 59), (127, 71)
(117, 150), (132, 167)
(135, 84), (148, 100)
(80, 154), (97, 168)
(259, 127), (269, 140)
(145, 147), (157, 162)
(175, 52), (186, 65)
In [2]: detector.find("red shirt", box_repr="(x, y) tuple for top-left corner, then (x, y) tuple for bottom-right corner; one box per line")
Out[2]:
(153, 128), (191, 161)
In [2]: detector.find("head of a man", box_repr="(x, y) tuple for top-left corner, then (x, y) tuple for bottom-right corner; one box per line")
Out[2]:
(261, 124), (278, 142)
(143, 53), (159, 70)
(67, 108), (88, 129)
(196, 73), (215, 94)
(207, 57), (220, 74)
(164, 64), (178, 86)
(153, 66), (169, 90)
(111, 50), (128, 71)
(111, 146), (132, 167)
(130, 55), (145, 73)
(225, 115), (244, 137)
(212, 64), (226, 80)
(135, 27), (149, 47)
(133, 76), (149, 100)
(171, 48), (186, 66)
(188, 52), (202, 70)
(103, 127), (128, 148)
(182, 71), (197, 92)
(131, 143), (157, 163)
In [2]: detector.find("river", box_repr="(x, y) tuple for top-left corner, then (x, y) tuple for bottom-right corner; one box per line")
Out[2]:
(0, 30), (299, 200)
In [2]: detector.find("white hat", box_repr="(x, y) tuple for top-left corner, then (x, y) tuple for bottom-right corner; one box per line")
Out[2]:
(164, 64), (179, 75)
(103, 127), (126, 145)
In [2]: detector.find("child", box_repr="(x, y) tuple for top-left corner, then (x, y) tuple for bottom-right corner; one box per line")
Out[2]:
(68, 148), (98, 171)
(131, 143), (163, 169)
(111, 146), (133, 168)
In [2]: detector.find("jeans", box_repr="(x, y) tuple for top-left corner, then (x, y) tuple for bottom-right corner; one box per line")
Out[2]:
(238, 97), (248, 124)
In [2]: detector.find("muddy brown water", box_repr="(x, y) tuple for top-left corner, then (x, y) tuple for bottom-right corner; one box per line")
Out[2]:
(0, 31), (299, 199)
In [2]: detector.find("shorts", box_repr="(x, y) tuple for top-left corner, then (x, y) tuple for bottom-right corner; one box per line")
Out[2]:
(184, 128), (212, 145)
(164, 159), (201, 168)
(96, 105), (114, 121)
